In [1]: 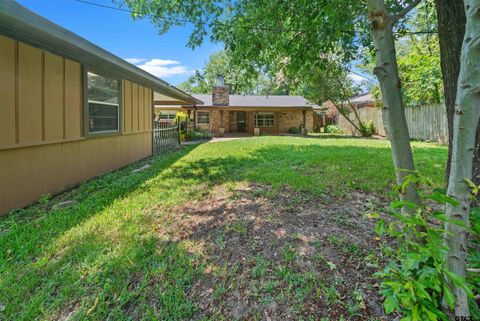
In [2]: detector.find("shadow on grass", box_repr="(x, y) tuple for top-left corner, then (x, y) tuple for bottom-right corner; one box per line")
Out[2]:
(0, 139), (447, 320)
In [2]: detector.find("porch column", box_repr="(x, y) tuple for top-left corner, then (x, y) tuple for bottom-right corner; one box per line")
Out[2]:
(194, 107), (197, 129)
(275, 112), (279, 134)
(302, 110), (307, 136)
(219, 110), (225, 136)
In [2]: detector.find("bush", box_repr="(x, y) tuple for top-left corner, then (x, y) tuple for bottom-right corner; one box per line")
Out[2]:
(287, 127), (301, 134)
(186, 130), (212, 141)
(326, 124), (342, 134)
(374, 174), (478, 321)
(359, 120), (375, 137)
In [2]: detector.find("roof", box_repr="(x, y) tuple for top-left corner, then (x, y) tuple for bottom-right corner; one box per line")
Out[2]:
(191, 94), (317, 108)
(349, 93), (374, 104)
(0, 0), (202, 105)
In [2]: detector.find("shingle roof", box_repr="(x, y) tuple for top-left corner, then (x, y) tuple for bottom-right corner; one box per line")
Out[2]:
(191, 94), (317, 108)
(349, 93), (374, 104)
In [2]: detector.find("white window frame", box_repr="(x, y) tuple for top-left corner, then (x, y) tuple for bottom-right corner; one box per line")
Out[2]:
(86, 72), (120, 135)
(254, 112), (275, 127)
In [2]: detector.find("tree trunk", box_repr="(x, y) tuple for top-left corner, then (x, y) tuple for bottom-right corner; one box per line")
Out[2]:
(436, 0), (480, 191)
(444, 0), (480, 316)
(366, 0), (421, 209)
(435, 0), (466, 181)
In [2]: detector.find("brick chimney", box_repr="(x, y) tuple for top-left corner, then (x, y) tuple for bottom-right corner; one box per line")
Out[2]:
(212, 75), (229, 106)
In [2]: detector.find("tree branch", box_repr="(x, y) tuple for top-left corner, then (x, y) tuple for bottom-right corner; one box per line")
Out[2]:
(329, 98), (362, 133)
(391, 0), (422, 25)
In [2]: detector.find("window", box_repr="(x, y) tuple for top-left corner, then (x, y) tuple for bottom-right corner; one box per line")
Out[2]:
(87, 72), (120, 133)
(158, 112), (177, 121)
(254, 112), (274, 127)
(197, 111), (210, 124)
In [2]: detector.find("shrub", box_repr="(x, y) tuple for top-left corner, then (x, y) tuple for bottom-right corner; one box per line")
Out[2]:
(359, 120), (375, 137)
(186, 130), (212, 141)
(374, 174), (477, 321)
(288, 127), (301, 134)
(326, 124), (342, 134)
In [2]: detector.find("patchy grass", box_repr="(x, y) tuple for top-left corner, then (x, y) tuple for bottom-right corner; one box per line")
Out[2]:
(0, 136), (447, 320)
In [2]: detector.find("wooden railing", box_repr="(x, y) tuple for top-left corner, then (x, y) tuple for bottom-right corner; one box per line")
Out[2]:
(153, 121), (180, 154)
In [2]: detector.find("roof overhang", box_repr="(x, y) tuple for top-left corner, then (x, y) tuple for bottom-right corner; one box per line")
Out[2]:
(0, 0), (203, 106)
(183, 105), (314, 111)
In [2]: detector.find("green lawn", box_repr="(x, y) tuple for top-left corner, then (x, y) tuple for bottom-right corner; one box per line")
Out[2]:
(0, 136), (447, 320)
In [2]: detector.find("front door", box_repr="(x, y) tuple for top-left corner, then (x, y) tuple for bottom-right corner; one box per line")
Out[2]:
(237, 112), (246, 132)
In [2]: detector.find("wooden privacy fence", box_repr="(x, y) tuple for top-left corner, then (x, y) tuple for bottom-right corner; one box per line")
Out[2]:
(153, 121), (180, 154)
(338, 103), (449, 143)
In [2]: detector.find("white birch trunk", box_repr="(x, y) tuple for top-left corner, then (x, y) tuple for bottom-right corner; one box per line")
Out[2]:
(366, 0), (421, 208)
(444, 0), (480, 316)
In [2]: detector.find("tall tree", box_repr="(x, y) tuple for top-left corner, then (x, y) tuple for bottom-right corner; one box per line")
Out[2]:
(435, 0), (467, 182)
(178, 50), (292, 95)
(366, 0), (422, 209)
(178, 50), (260, 94)
(442, 0), (480, 316)
(118, 0), (423, 207)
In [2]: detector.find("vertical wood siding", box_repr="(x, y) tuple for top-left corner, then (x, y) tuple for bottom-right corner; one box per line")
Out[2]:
(0, 36), (16, 146)
(18, 43), (43, 144)
(44, 52), (64, 141)
(0, 36), (155, 215)
(121, 80), (152, 133)
(0, 36), (84, 147)
(64, 59), (82, 139)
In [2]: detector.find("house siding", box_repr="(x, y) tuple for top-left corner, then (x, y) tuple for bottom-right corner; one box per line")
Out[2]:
(0, 36), (153, 215)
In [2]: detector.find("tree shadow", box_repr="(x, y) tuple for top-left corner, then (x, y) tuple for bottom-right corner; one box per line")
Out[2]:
(0, 140), (446, 320)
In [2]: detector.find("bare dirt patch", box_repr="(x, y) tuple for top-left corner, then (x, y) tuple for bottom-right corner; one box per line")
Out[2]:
(167, 184), (394, 320)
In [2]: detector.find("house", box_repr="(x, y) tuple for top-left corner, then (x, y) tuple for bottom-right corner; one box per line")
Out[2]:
(0, 1), (201, 215)
(155, 77), (317, 136)
(349, 92), (376, 109)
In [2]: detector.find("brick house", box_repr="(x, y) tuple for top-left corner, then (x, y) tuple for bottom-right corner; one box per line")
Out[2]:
(155, 78), (317, 136)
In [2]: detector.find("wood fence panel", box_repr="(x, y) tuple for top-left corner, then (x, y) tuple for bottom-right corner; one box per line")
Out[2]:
(338, 104), (448, 143)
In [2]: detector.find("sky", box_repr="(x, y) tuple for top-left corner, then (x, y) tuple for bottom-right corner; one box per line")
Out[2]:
(16, 0), (371, 90)
(17, 0), (222, 85)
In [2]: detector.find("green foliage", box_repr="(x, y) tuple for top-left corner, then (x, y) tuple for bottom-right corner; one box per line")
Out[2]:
(360, 2), (443, 107)
(287, 127), (301, 135)
(186, 130), (212, 141)
(0, 137), (448, 319)
(359, 121), (375, 137)
(374, 175), (476, 321)
(325, 125), (342, 134)
(469, 207), (480, 319)
(177, 50), (291, 95)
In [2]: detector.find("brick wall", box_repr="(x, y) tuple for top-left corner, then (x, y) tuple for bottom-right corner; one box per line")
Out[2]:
(210, 110), (229, 134)
(228, 111), (238, 132)
(212, 86), (229, 106)
(278, 111), (314, 132)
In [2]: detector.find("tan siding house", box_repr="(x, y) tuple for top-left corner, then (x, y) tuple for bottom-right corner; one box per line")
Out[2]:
(0, 1), (200, 215)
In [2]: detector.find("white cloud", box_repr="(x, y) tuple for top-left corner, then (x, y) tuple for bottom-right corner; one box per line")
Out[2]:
(348, 72), (368, 84)
(126, 58), (190, 78)
(143, 59), (181, 66)
(124, 58), (148, 64)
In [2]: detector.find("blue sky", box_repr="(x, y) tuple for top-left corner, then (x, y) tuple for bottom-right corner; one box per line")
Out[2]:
(17, 0), (371, 89)
(17, 0), (222, 85)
